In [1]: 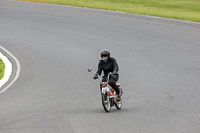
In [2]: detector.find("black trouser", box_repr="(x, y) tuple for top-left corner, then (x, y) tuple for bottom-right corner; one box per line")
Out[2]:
(101, 74), (119, 94)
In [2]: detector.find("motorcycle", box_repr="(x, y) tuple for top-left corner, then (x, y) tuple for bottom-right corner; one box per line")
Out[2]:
(88, 69), (122, 112)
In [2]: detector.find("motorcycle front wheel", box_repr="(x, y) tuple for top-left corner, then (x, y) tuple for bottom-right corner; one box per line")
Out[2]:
(101, 93), (111, 112)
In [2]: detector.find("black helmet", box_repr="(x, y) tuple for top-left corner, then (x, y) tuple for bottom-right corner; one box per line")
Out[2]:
(101, 49), (110, 58)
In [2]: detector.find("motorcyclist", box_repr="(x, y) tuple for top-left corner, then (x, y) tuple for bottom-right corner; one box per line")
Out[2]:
(93, 49), (121, 96)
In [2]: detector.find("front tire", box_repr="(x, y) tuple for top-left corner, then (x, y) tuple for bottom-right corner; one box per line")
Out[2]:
(101, 93), (111, 112)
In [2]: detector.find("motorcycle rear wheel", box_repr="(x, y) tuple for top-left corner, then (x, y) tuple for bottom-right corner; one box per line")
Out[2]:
(115, 96), (122, 110)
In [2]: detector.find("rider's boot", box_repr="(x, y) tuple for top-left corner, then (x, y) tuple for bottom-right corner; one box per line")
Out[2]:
(116, 92), (121, 101)
(115, 88), (123, 102)
(116, 94), (121, 102)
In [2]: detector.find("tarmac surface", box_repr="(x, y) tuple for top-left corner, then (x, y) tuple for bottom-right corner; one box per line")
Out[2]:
(0, 0), (200, 132)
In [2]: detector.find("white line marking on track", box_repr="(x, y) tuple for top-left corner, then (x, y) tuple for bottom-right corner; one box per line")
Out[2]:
(0, 46), (21, 94)
(0, 51), (12, 88)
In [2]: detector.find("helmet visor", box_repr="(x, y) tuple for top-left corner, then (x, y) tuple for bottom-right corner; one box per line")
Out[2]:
(102, 54), (108, 57)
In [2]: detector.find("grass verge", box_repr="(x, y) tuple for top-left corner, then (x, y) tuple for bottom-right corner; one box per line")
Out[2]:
(0, 58), (5, 80)
(19, 0), (200, 22)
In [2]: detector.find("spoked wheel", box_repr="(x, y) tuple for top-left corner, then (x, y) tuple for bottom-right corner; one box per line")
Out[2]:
(115, 96), (122, 110)
(101, 93), (111, 112)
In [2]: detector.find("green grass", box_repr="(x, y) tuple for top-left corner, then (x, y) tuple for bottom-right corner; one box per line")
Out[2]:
(20, 0), (200, 22)
(0, 58), (5, 80)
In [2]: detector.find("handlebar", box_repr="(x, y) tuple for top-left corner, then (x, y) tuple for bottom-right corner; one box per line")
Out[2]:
(88, 68), (111, 83)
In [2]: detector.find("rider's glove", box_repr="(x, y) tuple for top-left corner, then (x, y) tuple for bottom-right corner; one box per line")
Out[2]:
(93, 73), (99, 80)
(112, 71), (118, 75)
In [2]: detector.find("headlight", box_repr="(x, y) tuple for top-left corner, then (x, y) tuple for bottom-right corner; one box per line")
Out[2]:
(102, 82), (106, 87)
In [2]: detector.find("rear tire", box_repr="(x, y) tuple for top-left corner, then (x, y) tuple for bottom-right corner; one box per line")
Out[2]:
(101, 93), (111, 112)
(115, 96), (122, 110)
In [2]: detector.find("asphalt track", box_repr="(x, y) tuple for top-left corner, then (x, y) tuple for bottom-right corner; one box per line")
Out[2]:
(0, 0), (200, 132)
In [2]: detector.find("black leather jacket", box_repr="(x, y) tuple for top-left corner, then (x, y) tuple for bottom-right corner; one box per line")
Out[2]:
(96, 57), (119, 76)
